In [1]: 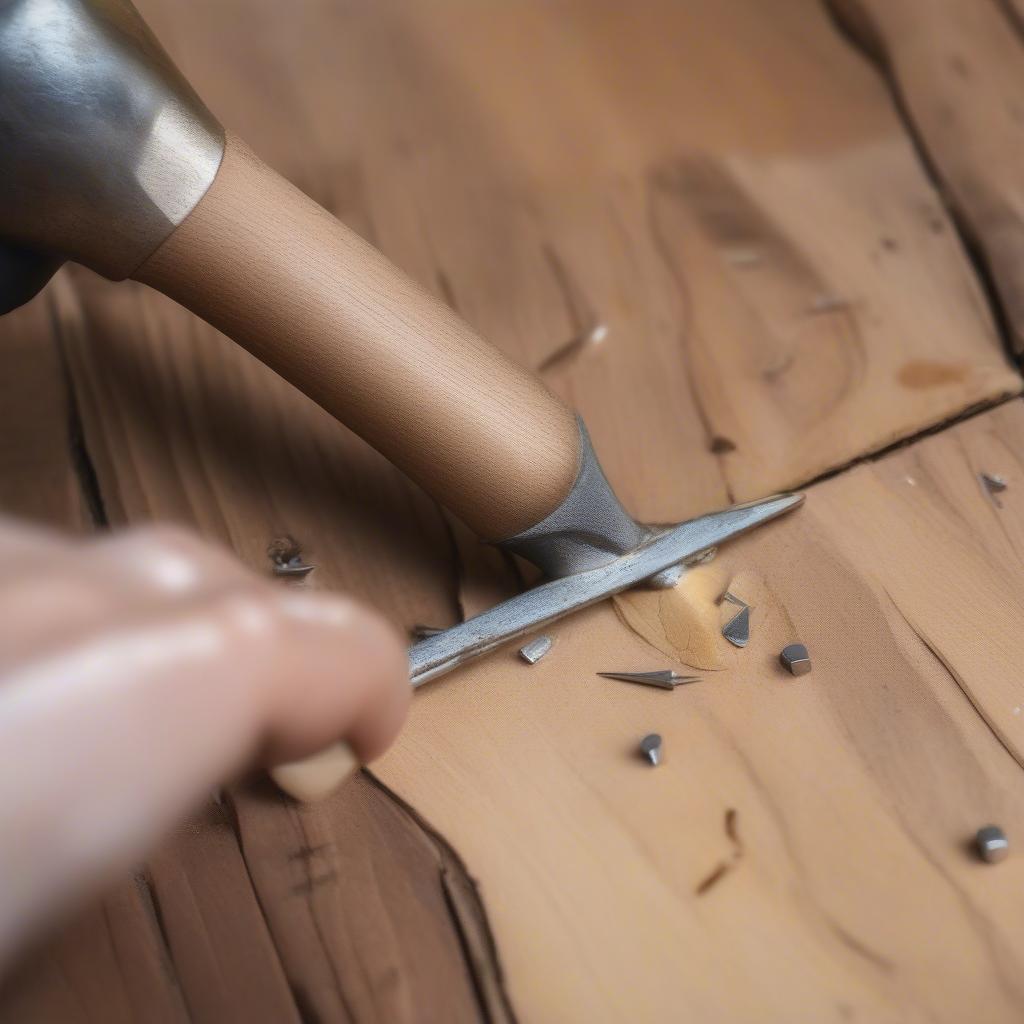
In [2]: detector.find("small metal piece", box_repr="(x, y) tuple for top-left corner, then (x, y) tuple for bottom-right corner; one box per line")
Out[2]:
(519, 635), (553, 665)
(639, 733), (662, 766)
(975, 825), (1009, 864)
(410, 624), (444, 641)
(779, 642), (811, 676)
(722, 591), (748, 608)
(410, 491), (804, 688)
(981, 473), (1008, 495)
(722, 605), (750, 648)
(598, 670), (701, 690)
(272, 557), (314, 580)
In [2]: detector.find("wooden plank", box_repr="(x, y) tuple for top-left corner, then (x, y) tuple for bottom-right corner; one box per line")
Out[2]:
(137, 0), (1019, 515)
(49, 270), (508, 1022)
(0, 281), (304, 1024)
(5, 0), (1022, 1018)
(828, 0), (1024, 360)
(0, 879), (187, 1024)
(0, 288), (195, 1016)
(377, 400), (1024, 1022)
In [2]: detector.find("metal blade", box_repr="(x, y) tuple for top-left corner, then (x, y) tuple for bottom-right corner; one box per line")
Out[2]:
(597, 671), (701, 690)
(409, 492), (803, 688)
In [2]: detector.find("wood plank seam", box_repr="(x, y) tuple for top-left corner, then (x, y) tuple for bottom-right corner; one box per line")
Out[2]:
(822, 0), (1024, 366)
(361, 772), (518, 1024)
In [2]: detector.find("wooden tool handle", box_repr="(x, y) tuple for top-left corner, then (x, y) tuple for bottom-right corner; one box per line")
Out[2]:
(135, 134), (580, 540)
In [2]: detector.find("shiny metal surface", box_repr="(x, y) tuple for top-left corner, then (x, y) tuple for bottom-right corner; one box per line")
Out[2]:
(518, 635), (553, 665)
(639, 733), (662, 767)
(779, 642), (811, 676)
(0, 0), (224, 312)
(409, 491), (803, 688)
(498, 418), (650, 577)
(722, 605), (750, 648)
(975, 825), (1009, 864)
(596, 670), (700, 690)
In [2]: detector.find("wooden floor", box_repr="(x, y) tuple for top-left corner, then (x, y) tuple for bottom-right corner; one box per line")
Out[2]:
(3, 0), (1024, 1020)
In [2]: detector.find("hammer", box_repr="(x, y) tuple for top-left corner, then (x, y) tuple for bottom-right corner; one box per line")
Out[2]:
(0, 0), (801, 797)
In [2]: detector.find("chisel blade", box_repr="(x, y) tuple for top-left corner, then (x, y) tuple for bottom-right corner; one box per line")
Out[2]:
(408, 492), (803, 688)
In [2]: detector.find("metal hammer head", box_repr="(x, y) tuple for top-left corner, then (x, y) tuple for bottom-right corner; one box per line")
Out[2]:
(0, 0), (224, 313)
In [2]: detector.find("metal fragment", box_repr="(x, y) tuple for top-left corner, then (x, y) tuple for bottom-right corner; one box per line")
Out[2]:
(779, 642), (811, 676)
(598, 670), (701, 691)
(981, 473), (1008, 495)
(272, 557), (315, 580)
(519, 635), (553, 665)
(975, 825), (1009, 864)
(722, 591), (748, 608)
(639, 733), (662, 767)
(410, 492), (804, 688)
(722, 605), (750, 648)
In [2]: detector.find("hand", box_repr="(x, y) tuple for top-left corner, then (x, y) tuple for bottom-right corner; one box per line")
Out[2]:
(0, 516), (409, 966)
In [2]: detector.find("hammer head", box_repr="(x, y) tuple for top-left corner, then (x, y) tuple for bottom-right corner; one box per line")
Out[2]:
(0, 0), (224, 312)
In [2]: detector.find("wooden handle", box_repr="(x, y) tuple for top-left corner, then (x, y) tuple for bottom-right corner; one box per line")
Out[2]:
(135, 134), (580, 540)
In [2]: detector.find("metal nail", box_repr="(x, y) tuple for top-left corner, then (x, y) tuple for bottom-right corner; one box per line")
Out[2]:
(598, 670), (701, 691)
(722, 605), (750, 648)
(779, 643), (811, 676)
(975, 825), (1009, 864)
(272, 557), (315, 579)
(519, 635), (553, 665)
(639, 733), (662, 767)
(981, 472), (1008, 495)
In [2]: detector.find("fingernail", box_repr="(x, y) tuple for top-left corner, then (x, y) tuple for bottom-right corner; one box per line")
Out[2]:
(270, 741), (359, 802)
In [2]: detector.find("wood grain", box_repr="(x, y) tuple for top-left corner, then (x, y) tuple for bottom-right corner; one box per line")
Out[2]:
(2, 0), (1024, 1020)
(827, 0), (1024, 361)
(136, 0), (1019, 518)
(377, 401), (1024, 1022)
(21, 269), (511, 1023)
(138, 134), (581, 541)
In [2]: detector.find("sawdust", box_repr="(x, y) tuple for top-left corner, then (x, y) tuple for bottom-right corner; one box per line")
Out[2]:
(612, 565), (769, 670)
(612, 564), (730, 669)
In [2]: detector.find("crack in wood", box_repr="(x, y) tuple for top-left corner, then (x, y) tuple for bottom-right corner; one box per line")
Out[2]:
(821, 0), (1023, 367)
(44, 284), (108, 528)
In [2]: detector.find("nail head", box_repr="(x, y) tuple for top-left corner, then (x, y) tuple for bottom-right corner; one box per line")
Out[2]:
(639, 733), (662, 767)
(975, 825), (1009, 864)
(779, 643), (811, 676)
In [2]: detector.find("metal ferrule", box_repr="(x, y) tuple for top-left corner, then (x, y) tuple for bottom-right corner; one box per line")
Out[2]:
(497, 418), (650, 578)
(0, 0), (225, 313)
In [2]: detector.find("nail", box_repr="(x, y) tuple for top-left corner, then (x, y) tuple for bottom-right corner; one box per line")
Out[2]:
(519, 635), (553, 664)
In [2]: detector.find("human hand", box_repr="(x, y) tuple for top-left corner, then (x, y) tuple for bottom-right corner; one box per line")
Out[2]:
(0, 516), (408, 965)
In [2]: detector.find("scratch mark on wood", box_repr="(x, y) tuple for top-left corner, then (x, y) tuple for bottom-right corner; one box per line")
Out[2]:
(537, 322), (608, 374)
(695, 808), (743, 896)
